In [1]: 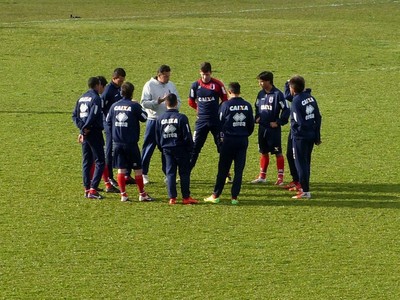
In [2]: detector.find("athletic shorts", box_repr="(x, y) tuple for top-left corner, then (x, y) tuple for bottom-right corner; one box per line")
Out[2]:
(258, 126), (282, 154)
(113, 143), (142, 170)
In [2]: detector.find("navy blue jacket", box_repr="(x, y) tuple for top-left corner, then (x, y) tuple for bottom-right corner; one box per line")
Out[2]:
(290, 91), (322, 142)
(72, 89), (103, 135)
(255, 86), (289, 128)
(102, 82), (122, 119)
(106, 99), (147, 145)
(155, 109), (193, 151)
(218, 97), (254, 138)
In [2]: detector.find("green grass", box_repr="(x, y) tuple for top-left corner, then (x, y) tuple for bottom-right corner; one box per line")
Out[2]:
(1, 0), (400, 299)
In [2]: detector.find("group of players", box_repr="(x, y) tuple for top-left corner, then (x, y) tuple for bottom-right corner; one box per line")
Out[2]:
(72, 62), (322, 205)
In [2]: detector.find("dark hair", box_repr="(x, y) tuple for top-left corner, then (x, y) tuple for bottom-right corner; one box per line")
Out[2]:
(289, 75), (305, 93)
(88, 77), (100, 89)
(121, 82), (135, 99)
(157, 64), (171, 74)
(97, 76), (108, 87)
(257, 71), (274, 84)
(228, 82), (241, 94)
(165, 93), (178, 108)
(200, 62), (212, 73)
(113, 67), (126, 78)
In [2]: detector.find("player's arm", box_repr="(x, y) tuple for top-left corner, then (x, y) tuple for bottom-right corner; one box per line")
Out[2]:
(284, 80), (293, 102)
(277, 92), (290, 126)
(254, 98), (260, 124)
(72, 102), (85, 143)
(188, 83), (198, 110)
(314, 100), (322, 145)
(100, 86), (111, 114)
(136, 104), (148, 123)
(220, 85), (228, 103)
(140, 83), (160, 110)
(215, 79), (228, 103)
(72, 103), (84, 129)
(188, 97), (197, 110)
(81, 96), (101, 136)
(155, 120), (162, 151)
(247, 105), (255, 136)
(105, 107), (112, 128)
(216, 105), (227, 144)
(181, 115), (194, 149)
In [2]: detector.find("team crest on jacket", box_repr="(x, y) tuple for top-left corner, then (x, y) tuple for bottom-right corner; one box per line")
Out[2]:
(79, 103), (89, 118)
(233, 113), (246, 127)
(163, 124), (177, 138)
(115, 112), (128, 127)
(306, 105), (314, 115)
(305, 105), (315, 120)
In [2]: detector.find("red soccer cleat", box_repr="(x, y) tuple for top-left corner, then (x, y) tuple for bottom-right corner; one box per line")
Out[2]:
(182, 197), (198, 205)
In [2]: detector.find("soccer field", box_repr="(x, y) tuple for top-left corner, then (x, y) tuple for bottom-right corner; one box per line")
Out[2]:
(1, 1), (399, 299)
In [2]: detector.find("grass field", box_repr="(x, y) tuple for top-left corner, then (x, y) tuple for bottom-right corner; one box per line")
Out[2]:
(1, 0), (399, 299)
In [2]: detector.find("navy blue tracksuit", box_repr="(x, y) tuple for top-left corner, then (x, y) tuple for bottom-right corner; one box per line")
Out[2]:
(290, 91), (322, 192)
(284, 82), (313, 183)
(255, 86), (289, 154)
(72, 89), (105, 190)
(101, 82), (122, 177)
(155, 109), (193, 199)
(213, 97), (254, 198)
(106, 98), (148, 169)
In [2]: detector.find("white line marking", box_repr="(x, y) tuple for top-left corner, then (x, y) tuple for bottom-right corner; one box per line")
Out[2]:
(0, 1), (396, 26)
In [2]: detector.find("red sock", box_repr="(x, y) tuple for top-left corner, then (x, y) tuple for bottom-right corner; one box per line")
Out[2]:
(276, 155), (284, 179)
(102, 167), (112, 188)
(135, 175), (144, 194)
(117, 173), (126, 194)
(102, 166), (110, 182)
(260, 154), (269, 179)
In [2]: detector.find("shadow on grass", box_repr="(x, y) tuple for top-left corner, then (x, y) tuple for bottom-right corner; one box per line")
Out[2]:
(228, 182), (400, 209)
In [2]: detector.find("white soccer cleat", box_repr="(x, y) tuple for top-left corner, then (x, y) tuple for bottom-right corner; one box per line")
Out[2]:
(292, 192), (311, 199)
(142, 174), (149, 185)
(121, 195), (130, 202)
(139, 192), (154, 202)
(251, 177), (267, 184)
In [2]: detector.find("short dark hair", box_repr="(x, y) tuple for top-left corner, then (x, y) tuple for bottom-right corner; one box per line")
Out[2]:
(113, 67), (126, 78)
(121, 82), (135, 99)
(228, 82), (241, 94)
(157, 64), (171, 74)
(88, 77), (100, 89)
(97, 76), (108, 87)
(200, 62), (212, 73)
(257, 71), (274, 84)
(289, 75), (305, 93)
(165, 93), (178, 108)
